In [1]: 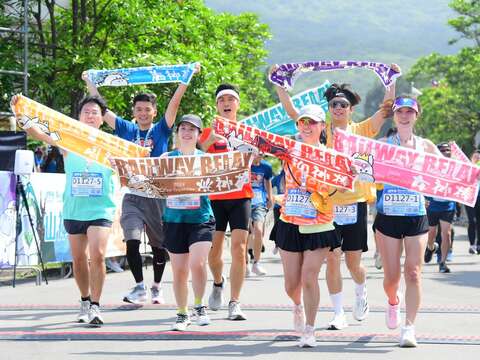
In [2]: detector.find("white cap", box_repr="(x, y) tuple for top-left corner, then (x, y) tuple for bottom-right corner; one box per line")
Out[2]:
(296, 104), (326, 123)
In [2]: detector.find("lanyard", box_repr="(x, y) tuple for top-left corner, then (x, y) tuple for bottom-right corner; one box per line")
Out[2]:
(135, 124), (154, 148)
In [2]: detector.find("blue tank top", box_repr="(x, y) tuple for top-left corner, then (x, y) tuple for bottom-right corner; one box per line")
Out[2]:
(376, 135), (426, 216)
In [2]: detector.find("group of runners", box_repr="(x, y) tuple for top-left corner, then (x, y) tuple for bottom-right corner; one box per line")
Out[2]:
(11, 61), (480, 348)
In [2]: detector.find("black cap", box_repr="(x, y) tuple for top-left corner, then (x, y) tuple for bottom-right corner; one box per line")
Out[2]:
(178, 114), (202, 132)
(324, 83), (361, 106)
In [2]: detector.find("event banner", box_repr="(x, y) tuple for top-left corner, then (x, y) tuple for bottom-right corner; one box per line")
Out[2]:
(110, 151), (254, 197)
(213, 117), (355, 190)
(269, 61), (401, 91)
(87, 62), (198, 87)
(240, 81), (331, 136)
(0, 172), (126, 268)
(450, 141), (470, 163)
(333, 129), (480, 206)
(11, 95), (150, 168)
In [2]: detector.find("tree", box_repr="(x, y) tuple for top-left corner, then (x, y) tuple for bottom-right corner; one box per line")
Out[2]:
(407, 0), (480, 155)
(0, 0), (273, 126)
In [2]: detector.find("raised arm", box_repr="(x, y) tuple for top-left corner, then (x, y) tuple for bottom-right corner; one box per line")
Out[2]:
(81, 71), (117, 129)
(164, 63), (201, 128)
(270, 65), (299, 121)
(369, 63), (400, 132)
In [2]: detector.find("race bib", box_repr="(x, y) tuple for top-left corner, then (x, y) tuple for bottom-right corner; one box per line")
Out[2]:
(284, 188), (317, 219)
(166, 195), (201, 210)
(71, 172), (103, 197)
(252, 189), (265, 207)
(334, 203), (358, 225)
(383, 188), (421, 216)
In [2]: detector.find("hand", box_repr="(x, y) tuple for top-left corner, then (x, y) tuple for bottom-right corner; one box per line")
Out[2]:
(267, 198), (273, 209)
(193, 62), (201, 74)
(390, 63), (401, 74)
(10, 94), (20, 108)
(81, 71), (90, 83)
(379, 99), (394, 118)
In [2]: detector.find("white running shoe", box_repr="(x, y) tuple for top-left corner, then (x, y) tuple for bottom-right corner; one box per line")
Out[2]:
(150, 286), (165, 304)
(353, 291), (370, 321)
(245, 263), (251, 278)
(77, 299), (90, 323)
(123, 284), (147, 304)
(193, 305), (211, 326)
(399, 325), (418, 347)
(105, 258), (124, 273)
(228, 301), (247, 320)
(292, 304), (305, 333)
(171, 313), (191, 331)
(208, 281), (225, 311)
(251, 262), (267, 276)
(327, 312), (348, 330)
(298, 325), (316, 348)
(88, 304), (104, 326)
(386, 295), (402, 330)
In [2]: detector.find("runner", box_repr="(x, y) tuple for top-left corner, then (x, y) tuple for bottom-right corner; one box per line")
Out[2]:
(271, 104), (347, 347)
(199, 84), (253, 320)
(374, 96), (442, 347)
(271, 64), (398, 329)
(248, 154), (273, 276)
(12, 95), (116, 326)
(466, 150), (480, 254)
(163, 115), (215, 331)
(82, 65), (199, 304)
(424, 142), (455, 273)
(269, 168), (286, 255)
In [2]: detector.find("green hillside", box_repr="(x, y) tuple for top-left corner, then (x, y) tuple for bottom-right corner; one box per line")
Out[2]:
(204, 0), (463, 116)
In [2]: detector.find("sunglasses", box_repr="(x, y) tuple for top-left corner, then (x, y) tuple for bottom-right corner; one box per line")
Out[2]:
(329, 100), (350, 109)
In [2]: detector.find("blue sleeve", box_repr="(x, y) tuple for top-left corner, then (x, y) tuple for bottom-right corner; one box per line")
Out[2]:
(114, 116), (136, 141)
(148, 116), (173, 156)
(263, 161), (273, 180)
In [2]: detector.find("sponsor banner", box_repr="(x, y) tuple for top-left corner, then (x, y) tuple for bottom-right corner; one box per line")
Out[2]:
(87, 63), (198, 87)
(450, 141), (470, 163)
(213, 117), (355, 190)
(11, 95), (150, 168)
(269, 60), (401, 91)
(110, 151), (254, 197)
(334, 129), (480, 206)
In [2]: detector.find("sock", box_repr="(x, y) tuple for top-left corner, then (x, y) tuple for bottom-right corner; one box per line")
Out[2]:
(81, 296), (91, 302)
(90, 301), (99, 307)
(194, 297), (203, 307)
(177, 307), (188, 315)
(152, 247), (168, 284)
(355, 281), (366, 297)
(136, 281), (145, 288)
(330, 292), (344, 315)
(151, 282), (160, 289)
(126, 240), (144, 283)
(214, 277), (224, 288)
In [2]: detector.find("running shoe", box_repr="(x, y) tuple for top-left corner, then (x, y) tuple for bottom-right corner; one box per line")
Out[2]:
(298, 325), (316, 348)
(469, 245), (477, 255)
(228, 300), (247, 320)
(327, 312), (348, 330)
(399, 325), (417, 347)
(150, 286), (165, 304)
(105, 258), (124, 273)
(272, 246), (279, 255)
(292, 304), (305, 333)
(123, 284), (147, 304)
(208, 280), (225, 311)
(77, 299), (90, 323)
(353, 291), (370, 321)
(439, 262), (451, 273)
(171, 313), (191, 331)
(193, 305), (211, 326)
(245, 263), (251, 278)
(251, 262), (267, 276)
(385, 295), (401, 330)
(424, 242), (438, 263)
(88, 304), (104, 326)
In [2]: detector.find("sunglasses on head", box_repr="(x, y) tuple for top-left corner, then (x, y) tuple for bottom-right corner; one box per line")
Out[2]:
(329, 100), (350, 109)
